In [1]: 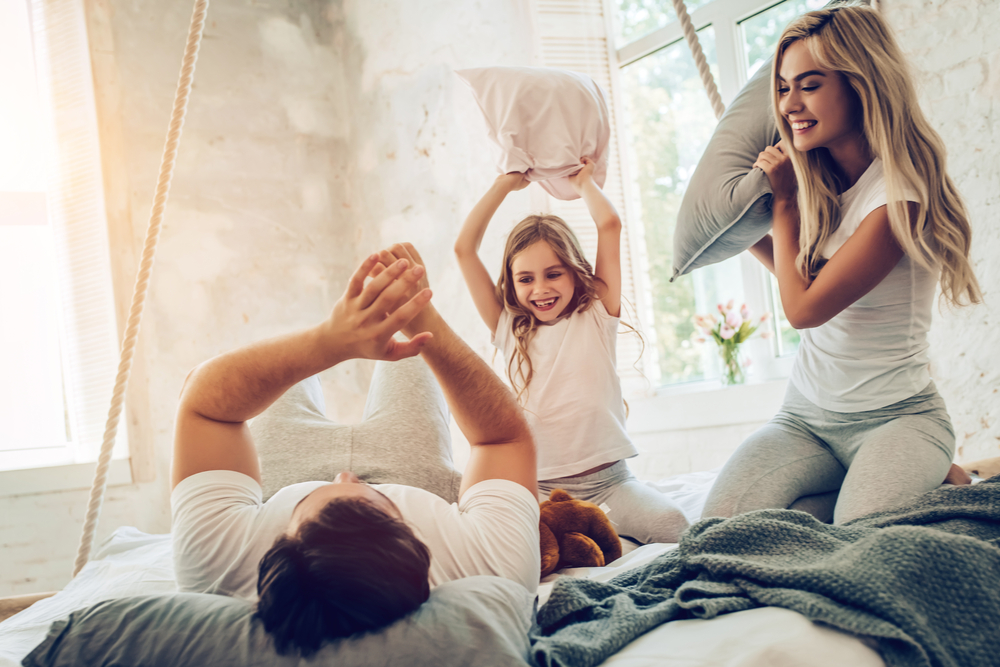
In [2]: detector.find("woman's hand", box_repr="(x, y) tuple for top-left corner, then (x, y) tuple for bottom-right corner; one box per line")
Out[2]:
(753, 140), (797, 204)
(568, 156), (597, 195)
(497, 171), (530, 192)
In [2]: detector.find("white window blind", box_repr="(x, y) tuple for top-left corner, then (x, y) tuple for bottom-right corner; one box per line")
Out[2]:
(532, 0), (661, 395)
(0, 0), (124, 471)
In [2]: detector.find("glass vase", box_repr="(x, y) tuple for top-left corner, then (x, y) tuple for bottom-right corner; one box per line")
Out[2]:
(719, 344), (746, 385)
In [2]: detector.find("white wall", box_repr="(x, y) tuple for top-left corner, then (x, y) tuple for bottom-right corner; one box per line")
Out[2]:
(1, 0), (997, 595)
(890, 0), (1000, 464)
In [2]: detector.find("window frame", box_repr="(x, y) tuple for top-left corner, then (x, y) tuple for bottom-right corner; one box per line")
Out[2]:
(610, 0), (802, 390)
(0, 0), (151, 495)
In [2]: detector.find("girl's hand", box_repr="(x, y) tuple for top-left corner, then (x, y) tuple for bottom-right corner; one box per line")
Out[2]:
(753, 141), (797, 204)
(568, 156), (597, 194)
(497, 171), (530, 192)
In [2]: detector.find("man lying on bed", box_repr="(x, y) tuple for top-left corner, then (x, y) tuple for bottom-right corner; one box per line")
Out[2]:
(170, 243), (539, 657)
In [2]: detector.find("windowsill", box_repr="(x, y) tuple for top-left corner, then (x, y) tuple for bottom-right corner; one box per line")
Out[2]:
(0, 458), (134, 498)
(628, 376), (789, 433)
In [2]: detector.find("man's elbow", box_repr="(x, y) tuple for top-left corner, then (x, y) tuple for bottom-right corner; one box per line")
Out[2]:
(177, 363), (211, 415)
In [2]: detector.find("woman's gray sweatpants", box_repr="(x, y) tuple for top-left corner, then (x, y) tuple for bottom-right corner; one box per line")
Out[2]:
(703, 381), (955, 524)
(538, 460), (690, 544)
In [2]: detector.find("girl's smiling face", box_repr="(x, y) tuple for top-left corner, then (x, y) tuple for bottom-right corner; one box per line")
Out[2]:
(777, 39), (862, 155)
(510, 240), (576, 322)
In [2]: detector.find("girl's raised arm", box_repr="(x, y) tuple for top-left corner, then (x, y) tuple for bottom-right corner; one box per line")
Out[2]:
(569, 157), (622, 317)
(454, 173), (529, 335)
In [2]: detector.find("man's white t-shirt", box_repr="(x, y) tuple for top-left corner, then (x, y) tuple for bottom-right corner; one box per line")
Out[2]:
(171, 471), (540, 600)
(790, 158), (935, 412)
(492, 300), (637, 480)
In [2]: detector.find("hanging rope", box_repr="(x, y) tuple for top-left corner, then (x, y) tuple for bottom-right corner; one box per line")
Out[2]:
(73, 0), (209, 577)
(670, 0), (725, 120)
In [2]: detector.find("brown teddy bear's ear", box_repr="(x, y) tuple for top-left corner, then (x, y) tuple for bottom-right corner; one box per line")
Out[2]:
(549, 489), (573, 503)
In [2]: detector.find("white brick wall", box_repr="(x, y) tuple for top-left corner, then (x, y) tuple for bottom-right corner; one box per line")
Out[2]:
(2, 0), (997, 596)
(888, 0), (1000, 463)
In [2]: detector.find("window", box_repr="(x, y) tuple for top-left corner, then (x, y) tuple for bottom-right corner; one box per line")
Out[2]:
(615, 0), (825, 387)
(0, 0), (126, 476)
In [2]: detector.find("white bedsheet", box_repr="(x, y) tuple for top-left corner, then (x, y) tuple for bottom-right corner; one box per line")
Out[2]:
(0, 469), (886, 667)
(0, 528), (175, 667)
(539, 543), (885, 667)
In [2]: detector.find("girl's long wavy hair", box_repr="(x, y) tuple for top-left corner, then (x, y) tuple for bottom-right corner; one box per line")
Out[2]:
(497, 214), (605, 403)
(772, 3), (981, 306)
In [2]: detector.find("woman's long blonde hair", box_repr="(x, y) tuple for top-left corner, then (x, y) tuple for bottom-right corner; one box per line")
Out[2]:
(497, 214), (605, 402)
(772, 3), (981, 306)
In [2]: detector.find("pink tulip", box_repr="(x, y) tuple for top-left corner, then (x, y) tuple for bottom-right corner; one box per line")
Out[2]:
(694, 337), (706, 344)
(726, 311), (742, 329)
(726, 299), (735, 311)
(740, 304), (751, 320)
(761, 331), (772, 339)
(720, 325), (735, 340)
(694, 315), (714, 329)
(717, 303), (725, 313)
(760, 312), (772, 322)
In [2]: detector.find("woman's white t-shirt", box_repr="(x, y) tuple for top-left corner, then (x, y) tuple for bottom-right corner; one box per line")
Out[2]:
(171, 471), (540, 600)
(790, 158), (936, 412)
(493, 300), (637, 480)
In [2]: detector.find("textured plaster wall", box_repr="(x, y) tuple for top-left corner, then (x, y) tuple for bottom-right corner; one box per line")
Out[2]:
(1, 0), (998, 595)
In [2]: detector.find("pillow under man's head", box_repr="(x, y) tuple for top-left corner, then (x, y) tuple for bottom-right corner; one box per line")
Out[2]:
(255, 495), (431, 657)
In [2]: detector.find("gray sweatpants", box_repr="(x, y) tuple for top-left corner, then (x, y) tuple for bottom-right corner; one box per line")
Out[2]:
(538, 460), (690, 544)
(249, 357), (463, 503)
(703, 381), (955, 524)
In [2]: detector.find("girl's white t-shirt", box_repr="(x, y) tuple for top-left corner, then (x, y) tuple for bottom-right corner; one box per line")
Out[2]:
(790, 158), (936, 412)
(493, 300), (637, 480)
(171, 471), (541, 601)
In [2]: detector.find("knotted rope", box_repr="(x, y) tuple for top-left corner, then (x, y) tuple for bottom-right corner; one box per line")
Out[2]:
(73, 0), (209, 577)
(670, 0), (725, 119)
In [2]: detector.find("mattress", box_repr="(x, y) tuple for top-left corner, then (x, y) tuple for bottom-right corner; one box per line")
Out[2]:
(0, 469), (886, 666)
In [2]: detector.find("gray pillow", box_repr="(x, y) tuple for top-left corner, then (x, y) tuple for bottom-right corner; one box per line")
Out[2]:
(671, 0), (858, 279)
(671, 54), (777, 279)
(23, 576), (534, 667)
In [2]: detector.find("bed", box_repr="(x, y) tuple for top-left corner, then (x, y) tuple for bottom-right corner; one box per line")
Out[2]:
(0, 469), (891, 667)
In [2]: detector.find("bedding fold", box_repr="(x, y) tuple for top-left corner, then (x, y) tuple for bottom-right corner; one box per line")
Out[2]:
(531, 476), (1000, 667)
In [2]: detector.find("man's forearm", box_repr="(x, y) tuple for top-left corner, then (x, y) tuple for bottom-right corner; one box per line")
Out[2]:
(179, 322), (342, 424)
(417, 308), (531, 447)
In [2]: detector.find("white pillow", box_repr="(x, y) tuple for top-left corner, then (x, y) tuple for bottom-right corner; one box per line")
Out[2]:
(457, 66), (610, 200)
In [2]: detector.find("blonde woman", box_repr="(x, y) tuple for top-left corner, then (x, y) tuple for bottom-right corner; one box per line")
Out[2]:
(455, 158), (689, 545)
(704, 4), (980, 524)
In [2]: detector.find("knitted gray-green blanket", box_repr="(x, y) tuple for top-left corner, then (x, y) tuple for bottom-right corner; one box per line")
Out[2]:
(531, 476), (1000, 667)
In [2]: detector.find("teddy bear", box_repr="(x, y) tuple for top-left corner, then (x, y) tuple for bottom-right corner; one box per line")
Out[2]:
(539, 489), (623, 578)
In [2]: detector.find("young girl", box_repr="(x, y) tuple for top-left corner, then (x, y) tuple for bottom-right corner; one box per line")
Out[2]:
(454, 157), (689, 545)
(704, 5), (980, 524)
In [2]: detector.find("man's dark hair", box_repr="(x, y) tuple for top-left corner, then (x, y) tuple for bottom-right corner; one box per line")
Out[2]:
(255, 497), (431, 656)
